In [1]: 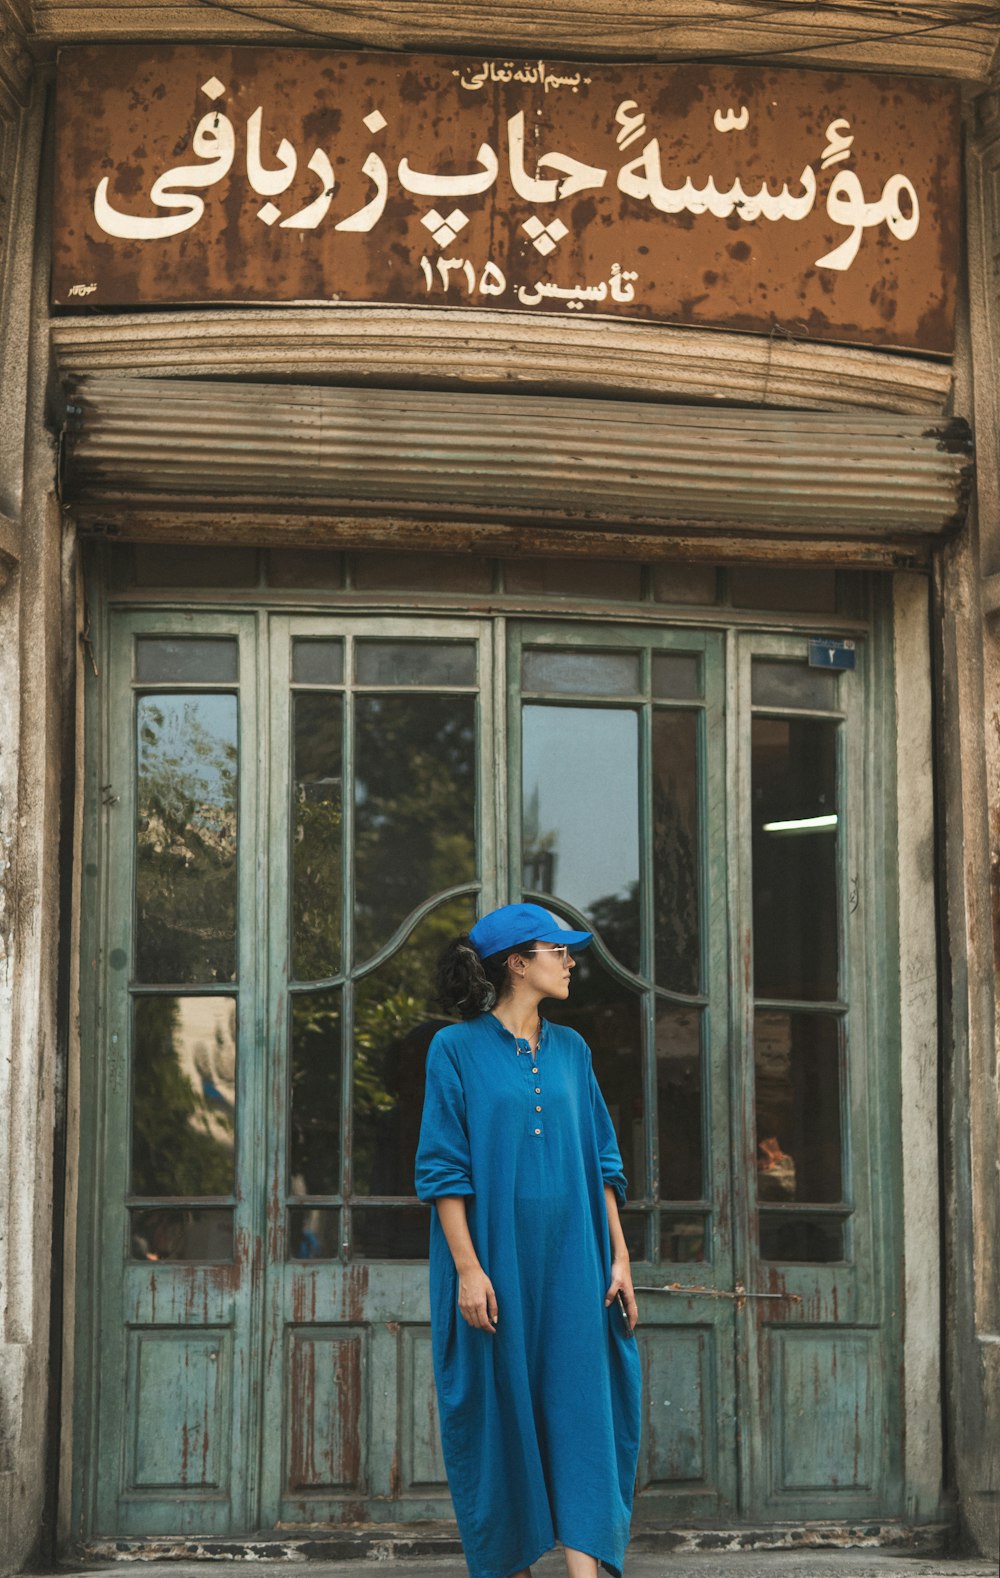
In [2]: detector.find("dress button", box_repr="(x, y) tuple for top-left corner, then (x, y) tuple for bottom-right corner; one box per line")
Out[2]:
(535, 1105), (542, 1112)
(531, 1067), (538, 1074)
(533, 1128), (541, 1136)
(535, 1087), (541, 1094)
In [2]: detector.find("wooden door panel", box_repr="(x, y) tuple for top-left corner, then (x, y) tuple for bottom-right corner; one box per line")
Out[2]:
(398, 1325), (448, 1493)
(766, 1328), (883, 1509)
(125, 1327), (232, 1492)
(285, 1327), (368, 1495)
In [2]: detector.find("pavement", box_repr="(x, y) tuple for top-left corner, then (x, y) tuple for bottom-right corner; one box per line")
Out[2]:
(47, 1555), (998, 1578)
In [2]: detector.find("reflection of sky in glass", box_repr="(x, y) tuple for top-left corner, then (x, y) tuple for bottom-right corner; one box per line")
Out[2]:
(137, 695), (237, 819)
(522, 705), (639, 917)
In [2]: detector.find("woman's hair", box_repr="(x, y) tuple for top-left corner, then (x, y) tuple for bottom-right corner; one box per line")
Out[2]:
(436, 933), (534, 1019)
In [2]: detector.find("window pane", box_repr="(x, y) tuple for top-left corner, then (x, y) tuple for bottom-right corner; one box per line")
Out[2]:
(130, 1207), (234, 1262)
(289, 988), (342, 1197)
(292, 639), (344, 686)
(136, 637), (238, 683)
(653, 710), (700, 994)
(136, 694), (238, 984)
(522, 649), (640, 696)
(620, 1210), (649, 1261)
(755, 1010), (843, 1204)
(355, 640), (476, 687)
(504, 559), (642, 600)
(354, 695), (477, 961)
(522, 705), (640, 973)
(651, 653), (702, 701)
(288, 1207), (340, 1261)
(293, 693), (343, 981)
(655, 1003), (702, 1200)
(752, 660), (839, 711)
(352, 896), (474, 1196)
(759, 1213), (845, 1264)
(131, 996), (236, 1197)
(544, 947), (646, 1198)
(752, 716), (839, 1001)
(660, 1214), (707, 1263)
(352, 1207), (431, 1260)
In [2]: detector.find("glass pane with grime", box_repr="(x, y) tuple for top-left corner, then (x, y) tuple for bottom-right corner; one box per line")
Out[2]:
(522, 648), (641, 696)
(135, 636), (239, 683)
(355, 640), (477, 687)
(135, 693), (238, 984)
(522, 704), (641, 974)
(131, 995), (237, 1198)
(292, 692), (344, 981)
(354, 693), (477, 962)
(129, 1206), (234, 1262)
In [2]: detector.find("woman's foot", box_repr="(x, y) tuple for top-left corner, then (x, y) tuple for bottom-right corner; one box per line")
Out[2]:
(562, 1547), (599, 1578)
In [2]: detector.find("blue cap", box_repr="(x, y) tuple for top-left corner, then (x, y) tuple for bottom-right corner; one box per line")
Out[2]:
(469, 902), (592, 959)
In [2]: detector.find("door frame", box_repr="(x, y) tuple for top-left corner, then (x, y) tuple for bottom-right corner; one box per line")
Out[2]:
(68, 564), (941, 1542)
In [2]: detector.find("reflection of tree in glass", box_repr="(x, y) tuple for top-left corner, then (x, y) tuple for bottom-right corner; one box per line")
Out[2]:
(652, 751), (699, 995)
(293, 693), (343, 982)
(354, 696), (476, 962)
(132, 997), (234, 1197)
(289, 990), (342, 1197)
(352, 897), (473, 1198)
(136, 697), (237, 984)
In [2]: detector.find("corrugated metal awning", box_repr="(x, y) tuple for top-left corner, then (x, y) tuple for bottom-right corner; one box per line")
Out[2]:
(61, 377), (972, 554)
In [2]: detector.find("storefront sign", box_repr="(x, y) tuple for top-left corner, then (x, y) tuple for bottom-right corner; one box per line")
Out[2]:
(53, 47), (959, 353)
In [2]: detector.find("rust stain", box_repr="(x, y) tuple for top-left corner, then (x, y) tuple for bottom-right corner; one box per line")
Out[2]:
(52, 45), (959, 354)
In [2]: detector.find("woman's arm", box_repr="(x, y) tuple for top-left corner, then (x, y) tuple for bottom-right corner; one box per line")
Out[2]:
(435, 1196), (499, 1333)
(603, 1184), (639, 1330)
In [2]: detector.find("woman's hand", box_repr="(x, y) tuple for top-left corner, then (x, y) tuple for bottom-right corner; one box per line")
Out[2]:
(605, 1254), (639, 1332)
(458, 1265), (499, 1332)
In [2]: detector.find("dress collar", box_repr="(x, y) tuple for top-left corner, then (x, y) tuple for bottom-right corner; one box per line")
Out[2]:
(483, 1011), (548, 1054)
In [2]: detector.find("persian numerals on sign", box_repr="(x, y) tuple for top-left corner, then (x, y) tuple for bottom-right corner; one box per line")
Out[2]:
(52, 47), (960, 352)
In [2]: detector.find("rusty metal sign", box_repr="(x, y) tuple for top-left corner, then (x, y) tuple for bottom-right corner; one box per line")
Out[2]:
(53, 47), (960, 353)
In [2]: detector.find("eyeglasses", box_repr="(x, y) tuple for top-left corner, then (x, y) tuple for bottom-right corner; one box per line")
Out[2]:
(527, 945), (572, 962)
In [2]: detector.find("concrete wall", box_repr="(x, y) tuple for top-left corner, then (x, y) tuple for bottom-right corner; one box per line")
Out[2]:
(947, 85), (1000, 1560)
(0, 52), (71, 1576)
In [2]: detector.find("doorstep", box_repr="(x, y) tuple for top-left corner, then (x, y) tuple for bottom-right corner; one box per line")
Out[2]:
(52, 1524), (999, 1578)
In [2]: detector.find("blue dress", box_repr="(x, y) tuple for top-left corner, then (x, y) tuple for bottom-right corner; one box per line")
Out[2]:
(415, 1012), (642, 1578)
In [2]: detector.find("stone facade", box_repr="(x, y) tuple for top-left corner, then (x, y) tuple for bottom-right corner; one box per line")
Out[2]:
(0, 4), (998, 1570)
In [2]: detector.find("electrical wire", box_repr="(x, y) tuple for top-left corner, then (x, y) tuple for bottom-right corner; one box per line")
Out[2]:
(186, 0), (1000, 60)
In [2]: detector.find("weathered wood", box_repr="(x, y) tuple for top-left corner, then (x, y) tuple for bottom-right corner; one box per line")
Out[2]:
(29, 0), (1000, 81)
(74, 505), (930, 570)
(51, 309), (954, 417)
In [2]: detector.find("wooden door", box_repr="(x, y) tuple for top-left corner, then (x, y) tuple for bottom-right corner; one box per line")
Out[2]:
(257, 616), (499, 1527)
(75, 602), (903, 1539)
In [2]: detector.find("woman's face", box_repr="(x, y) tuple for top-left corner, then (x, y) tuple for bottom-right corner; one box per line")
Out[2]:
(510, 940), (576, 1000)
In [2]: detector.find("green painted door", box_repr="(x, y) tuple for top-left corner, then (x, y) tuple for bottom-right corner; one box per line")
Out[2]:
(75, 603), (902, 1537)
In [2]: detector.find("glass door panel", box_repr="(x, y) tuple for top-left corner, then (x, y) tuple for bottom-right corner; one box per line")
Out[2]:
(735, 632), (895, 1520)
(87, 612), (260, 1537)
(260, 615), (496, 1528)
(510, 621), (737, 1521)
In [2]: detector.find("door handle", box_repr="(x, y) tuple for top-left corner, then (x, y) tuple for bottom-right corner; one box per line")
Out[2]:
(633, 1281), (803, 1312)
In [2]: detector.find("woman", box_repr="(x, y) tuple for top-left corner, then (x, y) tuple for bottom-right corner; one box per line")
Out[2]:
(415, 902), (642, 1578)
